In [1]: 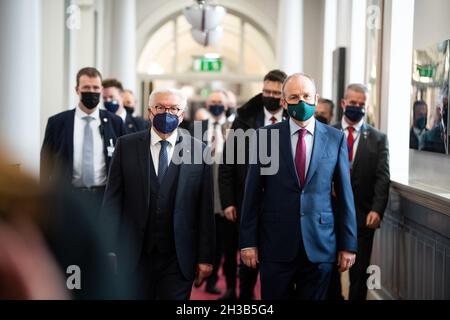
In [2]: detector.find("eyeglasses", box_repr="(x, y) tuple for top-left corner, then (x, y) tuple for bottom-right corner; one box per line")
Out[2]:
(285, 94), (315, 105)
(262, 89), (282, 98)
(153, 104), (182, 115)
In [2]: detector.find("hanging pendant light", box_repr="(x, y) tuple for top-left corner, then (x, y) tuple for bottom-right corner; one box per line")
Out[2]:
(183, 0), (227, 46)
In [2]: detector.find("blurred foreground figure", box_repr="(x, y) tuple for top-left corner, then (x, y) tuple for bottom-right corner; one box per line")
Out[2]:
(0, 149), (136, 299)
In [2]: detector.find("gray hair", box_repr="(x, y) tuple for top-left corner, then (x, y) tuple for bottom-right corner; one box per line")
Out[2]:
(148, 88), (188, 110)
(345, 83), (369, 98)
(282, 73), (317, 97)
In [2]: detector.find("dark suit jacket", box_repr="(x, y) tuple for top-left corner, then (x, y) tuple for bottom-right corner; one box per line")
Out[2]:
(334, 123), (390, 229)
(124, 113), (149, 134)
(240, 120), (357, 263)
(218, 93), (289, 215)
(40, 109), (125, 185)
(101, 129), (215, 280)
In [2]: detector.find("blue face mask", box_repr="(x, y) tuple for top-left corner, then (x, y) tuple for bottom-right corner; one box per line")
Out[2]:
(344, 105), (365, 122)
(152, 112), (179, 134)
(414, 116), (427, 130)
(209, 104), (225, 117)
(104, 100), (120, 114)
(287, 100), (316, 121)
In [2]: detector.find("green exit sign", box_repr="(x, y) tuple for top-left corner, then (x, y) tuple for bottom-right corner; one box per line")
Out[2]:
(417, 64), (435, 78)
(192, 56), (222, 72)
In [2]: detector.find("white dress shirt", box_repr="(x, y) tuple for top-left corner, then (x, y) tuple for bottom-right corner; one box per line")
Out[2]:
(72, 106), (107, 187)
(341, 117), (364, 162)
(207, 115), (226, 158)
(118, 108), (127, 122)
(150, 127), (178, 175)
(264, 107), (284, 126)
(289, 118), (315, 181)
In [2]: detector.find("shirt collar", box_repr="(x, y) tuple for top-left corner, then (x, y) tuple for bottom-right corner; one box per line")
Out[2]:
(75, 105), (100, 120)
(264, 107), (284, 122)
(150, 127), (178, 147)
(289, 117), (315, 136)
(210, 115), (227, 126)
(342, 117), (364, 132)
(119, 109), (127, 122)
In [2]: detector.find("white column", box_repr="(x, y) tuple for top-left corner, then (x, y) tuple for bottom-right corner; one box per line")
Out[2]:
(277, 0), (303, 74)
(0, 0), (41, 176)
(348, 0), (367, 84)
(379, 0), (415, 183)
(109, 0), (136, 92)
(321, 0), (337, 98)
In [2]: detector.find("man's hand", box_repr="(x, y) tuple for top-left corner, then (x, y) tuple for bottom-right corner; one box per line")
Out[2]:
(366, 211), (381, 229)
(194, 263), (213, 287)
(337, 250), (356, 272)
(241, 248), (258, 268)
(224, 206), (237, 222)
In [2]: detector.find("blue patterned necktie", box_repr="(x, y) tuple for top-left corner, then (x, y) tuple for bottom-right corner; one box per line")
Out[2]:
(158, 140), (169, 184)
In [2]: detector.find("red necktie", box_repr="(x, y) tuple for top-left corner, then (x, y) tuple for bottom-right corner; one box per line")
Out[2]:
(295, 128), (307, 188)
(270, 116), (277, 125)
(347, 127), (355, 162)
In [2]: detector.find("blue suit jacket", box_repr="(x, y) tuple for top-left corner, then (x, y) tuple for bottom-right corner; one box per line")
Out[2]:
(40, 108), (125, 185)
(239, 120), (357, 263)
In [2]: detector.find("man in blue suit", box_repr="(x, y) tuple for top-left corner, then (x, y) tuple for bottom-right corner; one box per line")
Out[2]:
(41, 67), (124, 214)
(102, 88), (215, 300)
(240, 73), (357, 300)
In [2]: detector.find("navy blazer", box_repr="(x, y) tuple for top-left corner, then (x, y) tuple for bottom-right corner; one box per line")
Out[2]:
(239, 120), (357, 263)
(101, 129), (215, 280)
(124, 113), (149, 134)
(40, 108), (125, 185)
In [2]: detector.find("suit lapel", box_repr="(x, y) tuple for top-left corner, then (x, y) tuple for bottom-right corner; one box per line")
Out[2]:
(304, 121), (328, 187)
(280, 121), (301, 188)
(352, 124), (369, 172)
(67, 110), (75, 170)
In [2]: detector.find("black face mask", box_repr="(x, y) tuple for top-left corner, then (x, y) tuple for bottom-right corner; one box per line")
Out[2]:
(344, 105), (365, 122)
(124, 106), (135, 115)
(414, 115), (427, 130)
(81, 92), (100, 109)
(315, 115), (329, 124)
(262, 96), (282, 112)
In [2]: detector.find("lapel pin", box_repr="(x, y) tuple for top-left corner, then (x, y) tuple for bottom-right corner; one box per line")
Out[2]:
(103, 118), (108, 123)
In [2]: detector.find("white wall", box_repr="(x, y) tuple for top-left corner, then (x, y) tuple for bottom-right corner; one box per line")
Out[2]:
(304, 0), (325, 94)
(413, 0), (450, 49)
(41, 0), (65, 140)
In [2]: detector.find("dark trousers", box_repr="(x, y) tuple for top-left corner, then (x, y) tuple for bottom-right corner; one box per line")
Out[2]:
(328, 228), (375, 300)
(137, 249), (192, 300)
(207, 215), (239, 290)
(260, 244), (333, 300)
(73, 186), (105, 218)
(349, 228), (375, 300)
(239, 262), (259, 299)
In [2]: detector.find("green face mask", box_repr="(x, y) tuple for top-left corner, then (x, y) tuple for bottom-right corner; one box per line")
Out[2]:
(287, 100), (316, 121)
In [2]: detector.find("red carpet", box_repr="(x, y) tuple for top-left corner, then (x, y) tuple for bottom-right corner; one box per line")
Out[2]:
(190, 262), (261, 300)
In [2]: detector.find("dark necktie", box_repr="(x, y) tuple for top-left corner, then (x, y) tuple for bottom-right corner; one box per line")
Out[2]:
(347, 127), (355, 162)
(158, 140), (169, 184)
(211, 122), (219, 157)
(270, 116), (277, 125)
(295, 128), (307, 188)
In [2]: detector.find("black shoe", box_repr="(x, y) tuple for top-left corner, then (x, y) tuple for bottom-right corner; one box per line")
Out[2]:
(218, 289), (237, 300)
(205, 285), (221, 295)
